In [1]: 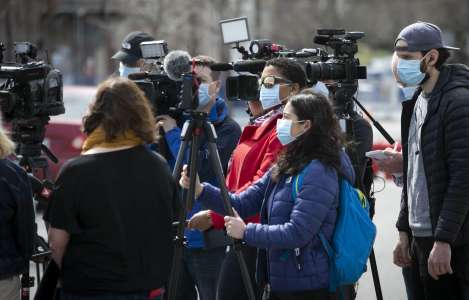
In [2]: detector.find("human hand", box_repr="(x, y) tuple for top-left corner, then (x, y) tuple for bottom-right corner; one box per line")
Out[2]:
(393, 231), (412, 267)
(208, 81), (221, 100)
(428, 241), (453, 280)
(224, 209), (246, 239)
(179, 165), (203, 198)
(156, 115), (177, 133)
(375, 143), (403, 174)
(188, 210), (213, 231)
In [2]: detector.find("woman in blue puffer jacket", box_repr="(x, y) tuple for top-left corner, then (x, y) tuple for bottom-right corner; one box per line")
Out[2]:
(180, 91), (355, 300)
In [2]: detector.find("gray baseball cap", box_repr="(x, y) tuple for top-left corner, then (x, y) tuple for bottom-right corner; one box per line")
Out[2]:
(395, 21), (460, 52)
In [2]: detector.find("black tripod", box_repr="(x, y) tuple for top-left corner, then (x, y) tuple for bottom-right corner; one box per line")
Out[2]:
(13, 118), (58, 300)
(330, 82), (396, 300)
(167, 111), (256, 300)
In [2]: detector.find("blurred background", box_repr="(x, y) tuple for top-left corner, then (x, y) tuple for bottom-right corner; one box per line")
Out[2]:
(2, 0), (468, 84)
(3, 0), (468, 176)
(3, 1), (468, 298)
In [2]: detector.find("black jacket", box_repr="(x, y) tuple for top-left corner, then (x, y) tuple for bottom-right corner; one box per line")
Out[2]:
(0, 159), (35, 279)
(397, 64), (469, 246)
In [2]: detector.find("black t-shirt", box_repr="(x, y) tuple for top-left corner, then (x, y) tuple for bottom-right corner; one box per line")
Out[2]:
(45, 146), (178, 294)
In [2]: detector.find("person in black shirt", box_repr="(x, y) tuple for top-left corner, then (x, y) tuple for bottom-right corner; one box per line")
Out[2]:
(46, 77), (179, 300)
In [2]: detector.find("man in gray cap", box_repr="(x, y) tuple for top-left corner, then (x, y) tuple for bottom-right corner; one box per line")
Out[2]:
(377, 21), (469, 299)
(112, 31), (154, 78)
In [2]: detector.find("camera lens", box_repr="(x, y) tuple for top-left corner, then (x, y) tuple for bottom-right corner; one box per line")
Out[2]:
(305, 61), (346, 82)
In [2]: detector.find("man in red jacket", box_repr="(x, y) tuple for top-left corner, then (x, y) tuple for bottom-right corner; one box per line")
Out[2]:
(188, 58), (308, 300)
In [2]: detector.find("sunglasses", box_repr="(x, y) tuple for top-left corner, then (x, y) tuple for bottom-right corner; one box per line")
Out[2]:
(259, 76), (292, 89)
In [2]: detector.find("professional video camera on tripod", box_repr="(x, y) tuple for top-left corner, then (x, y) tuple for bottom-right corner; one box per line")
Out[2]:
(126, 41), (197, 163)
(0, 41), (64, 300)
(159, 47), (257, 300)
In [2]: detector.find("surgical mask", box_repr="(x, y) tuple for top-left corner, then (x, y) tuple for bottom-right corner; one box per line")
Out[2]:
(396, 58), (425, 87)
(276, 119), (305, 146)
(260, 84), (281, 110)
(197, 83), (211, 109)
(400, 86), (417, 102)
(119, 62), (140, 78)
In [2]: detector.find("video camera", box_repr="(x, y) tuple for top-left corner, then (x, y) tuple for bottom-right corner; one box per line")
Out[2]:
(0, 42), (64, 121)
(217, 18), (367, 117)
(304, 29), (367, 83)
(0, 42), (64, 167)
(217, 17), (327, 101)
(128, 42), (201, 118)
(304, 29), (367, 117)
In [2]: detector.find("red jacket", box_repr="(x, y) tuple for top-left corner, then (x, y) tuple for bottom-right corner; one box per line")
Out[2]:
(210, 112), (284, 228)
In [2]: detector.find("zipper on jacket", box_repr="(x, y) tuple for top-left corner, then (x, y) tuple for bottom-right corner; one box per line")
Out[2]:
(294, 248), (302, 271)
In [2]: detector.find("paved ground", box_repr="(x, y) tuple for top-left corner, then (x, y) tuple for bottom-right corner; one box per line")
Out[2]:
(356, 179), (407, 299)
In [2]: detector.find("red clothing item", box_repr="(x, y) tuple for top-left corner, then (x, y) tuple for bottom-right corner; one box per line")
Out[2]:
(210, 112), (284, 229)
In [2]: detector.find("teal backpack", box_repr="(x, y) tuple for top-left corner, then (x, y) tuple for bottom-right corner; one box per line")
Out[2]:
(291, 163), (376, 292)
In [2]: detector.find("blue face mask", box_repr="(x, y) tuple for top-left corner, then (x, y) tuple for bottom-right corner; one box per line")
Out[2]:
(119, 62), (140, 78)
(197, 83), (211, 109)
(397, 58), (425, 87)
(400, 86), (417, 102)
(276, 119), (305, 146)
(260, 84), (281, 110)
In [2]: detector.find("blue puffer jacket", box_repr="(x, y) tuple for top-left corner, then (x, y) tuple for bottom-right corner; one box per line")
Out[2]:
(166, 98), (241, 248)
(198, 152), (355, 292)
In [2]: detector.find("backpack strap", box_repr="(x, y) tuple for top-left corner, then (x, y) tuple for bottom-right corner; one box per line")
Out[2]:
(293, 172), (344, 260)
(290, 162), (312, 201)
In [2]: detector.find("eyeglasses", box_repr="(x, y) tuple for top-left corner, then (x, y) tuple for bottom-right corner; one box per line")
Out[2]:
(259, 76), (292, 89)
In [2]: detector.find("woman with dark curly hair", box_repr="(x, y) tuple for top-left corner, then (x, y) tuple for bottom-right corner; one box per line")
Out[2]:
(46, 77), (178, 300)
(181, 91), (355, 300)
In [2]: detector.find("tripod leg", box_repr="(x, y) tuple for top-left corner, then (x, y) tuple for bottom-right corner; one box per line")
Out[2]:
(185, 131), (202, 212)
(168, 123), (203, 300)
(167, 135), (192, 300)
(172, 121), (194, 179)
(172, 139), (189, 178)
(206, 141), (257, 300)
(369, 248), (384, 300)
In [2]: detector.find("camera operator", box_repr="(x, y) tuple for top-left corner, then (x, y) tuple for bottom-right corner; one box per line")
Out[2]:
(187, 58), (307, 300)
(375, 22), (469, 299)
(157, 55), (242, 300)
(45, 77), (177, 300)
(0, 116), (35, 300)
(112, 31), (154, 78)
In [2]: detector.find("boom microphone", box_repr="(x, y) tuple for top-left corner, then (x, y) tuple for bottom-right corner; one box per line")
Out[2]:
(232, 59), (266, 74)
(163, 50), (192, 81)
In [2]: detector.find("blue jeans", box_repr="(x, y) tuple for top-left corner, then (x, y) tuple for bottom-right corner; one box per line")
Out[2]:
(177, 247), (225, 300)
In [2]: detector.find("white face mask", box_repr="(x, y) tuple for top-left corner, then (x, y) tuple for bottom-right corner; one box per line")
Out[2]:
(276, 119), (306, 146)
(400, 86), (417, 102)
(259, 84), (282, 110)
(119, 62), (140, 78)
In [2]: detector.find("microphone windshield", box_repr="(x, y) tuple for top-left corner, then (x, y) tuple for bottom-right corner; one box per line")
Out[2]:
(163, 50), (192, 81)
